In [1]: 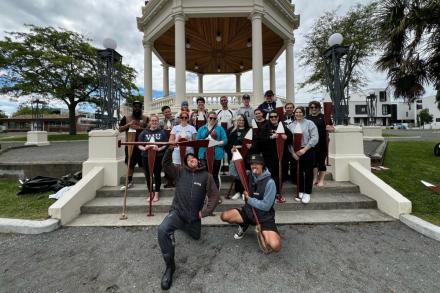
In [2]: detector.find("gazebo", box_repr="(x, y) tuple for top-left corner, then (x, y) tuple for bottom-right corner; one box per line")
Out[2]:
(137, 0), (300, 112)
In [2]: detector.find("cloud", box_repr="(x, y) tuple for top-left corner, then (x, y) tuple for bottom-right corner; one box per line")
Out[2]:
(0, 0), (434, 115)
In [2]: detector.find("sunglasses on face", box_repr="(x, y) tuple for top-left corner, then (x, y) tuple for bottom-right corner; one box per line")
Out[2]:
(310, 106), (318, 109)
(209, 117), (217, 120)
(270, 115), (278, 118)
(180, 116), (188, 119)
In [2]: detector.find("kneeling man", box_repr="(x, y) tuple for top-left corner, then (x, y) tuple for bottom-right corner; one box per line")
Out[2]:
(220, 151), (281, 252)
(158, 147), (220, 290)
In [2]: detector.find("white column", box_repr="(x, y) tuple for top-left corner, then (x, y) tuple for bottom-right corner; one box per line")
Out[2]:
(198, 73), (203, 94)
(143, 38), (153, 111)
(235, 73), (241, 93)
(174, 14), (186, 105)
(285, 38), (295, 103)
(251, 12), (264, 105)
(162, 64), (169, 97)
(269, 62), (276, 93)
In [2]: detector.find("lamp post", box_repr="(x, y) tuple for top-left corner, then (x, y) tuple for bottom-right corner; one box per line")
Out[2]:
(366, 91), (377, 126)
(96, 38), (122, 129)
(31, 98), (47, 131)
(322, 33), (354, 125)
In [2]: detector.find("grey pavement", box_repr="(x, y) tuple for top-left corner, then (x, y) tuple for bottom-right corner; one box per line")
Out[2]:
(1, 222), (439, 293)
(0, 141), (88, 163)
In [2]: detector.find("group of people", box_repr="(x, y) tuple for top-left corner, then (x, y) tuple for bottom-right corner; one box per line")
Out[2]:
(119, 91), (334, 290)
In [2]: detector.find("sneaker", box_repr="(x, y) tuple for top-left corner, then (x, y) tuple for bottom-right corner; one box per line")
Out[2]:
(295, 192), (303, 202)
(231, 192), (241, 200)
(233, 225), (248, 240)
(120, 182), (134, 191)
(301, 193), (311, 204)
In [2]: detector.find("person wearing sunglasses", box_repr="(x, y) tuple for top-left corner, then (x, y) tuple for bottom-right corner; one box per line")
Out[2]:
(195, 111), (227, 189)
(307, 101), (335, 187)
(262, 110), (291, 203)
(168, 111), (197, 165)
(227, 114), (251, 199)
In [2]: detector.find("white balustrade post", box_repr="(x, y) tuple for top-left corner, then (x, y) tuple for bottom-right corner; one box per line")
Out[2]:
(285, 38), (295, 103)
(251, 12), (264, 105)
(162, 63), (169, 97)
(174, 14), (186, 106)
(143, 37), (153, 112)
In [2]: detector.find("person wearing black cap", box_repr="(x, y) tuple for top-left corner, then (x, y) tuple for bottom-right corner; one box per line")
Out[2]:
(118, 100), (149, 190)
(220, 152), (281, 253)
(158, 147), (220, 290)
(236, 94), (254, 125)
(258, 90), (277, 119)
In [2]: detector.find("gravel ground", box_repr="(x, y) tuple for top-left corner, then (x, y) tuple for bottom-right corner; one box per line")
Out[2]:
(1, 222), (439, 293)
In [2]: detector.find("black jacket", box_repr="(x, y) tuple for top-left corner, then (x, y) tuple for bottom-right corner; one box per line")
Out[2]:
(162, 149), (220, 221)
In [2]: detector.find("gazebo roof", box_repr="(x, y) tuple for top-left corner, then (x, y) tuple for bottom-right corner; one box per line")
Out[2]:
(154, 17), (284, 74)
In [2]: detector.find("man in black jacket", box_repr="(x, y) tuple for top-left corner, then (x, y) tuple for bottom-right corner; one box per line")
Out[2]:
(158, 148), (220, 290)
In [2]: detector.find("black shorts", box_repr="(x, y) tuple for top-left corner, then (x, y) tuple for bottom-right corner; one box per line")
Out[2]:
(125, 146), (143, 168)
(235, 208), (279, 234)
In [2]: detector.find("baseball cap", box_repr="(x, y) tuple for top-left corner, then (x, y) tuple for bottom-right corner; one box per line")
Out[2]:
(264, 90), (274, 97)
(181, 101), (189, 106)
(249, 154), (265, 165)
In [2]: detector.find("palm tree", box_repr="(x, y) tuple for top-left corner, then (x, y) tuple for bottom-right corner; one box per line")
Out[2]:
(375, 0), (440, 102)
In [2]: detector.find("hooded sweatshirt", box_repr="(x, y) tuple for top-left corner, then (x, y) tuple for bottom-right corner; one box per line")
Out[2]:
(229, 163), (276, 222)
(162, 149), (220, 221)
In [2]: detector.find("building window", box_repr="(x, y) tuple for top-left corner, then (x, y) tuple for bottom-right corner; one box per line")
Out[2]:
(416, 104), (423, 110)
(406, 112), (408, 117)
(354, 117), (360, 124)
(355, 105), (367, 114)
(436, 118), (440, 122)
(382, 104), (389, 115)
(379, 91), (387, 102)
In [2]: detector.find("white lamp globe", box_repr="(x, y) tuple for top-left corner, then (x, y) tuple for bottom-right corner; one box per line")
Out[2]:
(328, 33), (343, 47)
(103, 38), (117, 50)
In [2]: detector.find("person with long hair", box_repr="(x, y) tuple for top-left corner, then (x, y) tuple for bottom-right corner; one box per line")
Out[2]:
(227, 114), (251, 199)
(286, 106), (319, 204)
(196, 111), (227, 190)
(138, 115), (168, 201)
(168, 111), (197, 165)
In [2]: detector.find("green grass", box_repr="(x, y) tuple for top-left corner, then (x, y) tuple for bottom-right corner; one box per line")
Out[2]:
(0, 179), (54, 220)
(375, 141), (440, 225)
(382, 133), (398, 137)
(0, 133), (88, 142)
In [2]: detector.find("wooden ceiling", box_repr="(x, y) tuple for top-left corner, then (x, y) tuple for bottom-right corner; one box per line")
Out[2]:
(154, 17), (284, 74)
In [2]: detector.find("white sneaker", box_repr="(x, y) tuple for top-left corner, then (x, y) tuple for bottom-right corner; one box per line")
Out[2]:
(120, 182), (134, 191)
(301, 193), (311, 204)
(234, 225), (248, 240)
(231, 192), (241, 200)
(295, 192), (304, 202)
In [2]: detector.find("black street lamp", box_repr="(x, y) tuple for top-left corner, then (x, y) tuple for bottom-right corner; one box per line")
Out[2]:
(31, 98), (47, 131)
(96, 38), (122, 129)
(366, 91), (377, 126)
(322, 33), (354, 125)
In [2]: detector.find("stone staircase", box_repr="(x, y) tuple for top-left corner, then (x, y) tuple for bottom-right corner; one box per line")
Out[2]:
(67, 172), (395, 226)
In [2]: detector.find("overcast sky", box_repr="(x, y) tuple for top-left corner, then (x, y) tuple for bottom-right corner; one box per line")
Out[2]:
(0, 0), (435, 116)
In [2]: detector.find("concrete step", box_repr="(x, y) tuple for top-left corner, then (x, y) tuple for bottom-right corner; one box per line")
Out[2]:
(120, 172), (333, 184)
(82, 193), (376, 214)
(99, 181), (358, 198)
(67, 209), (395, 226)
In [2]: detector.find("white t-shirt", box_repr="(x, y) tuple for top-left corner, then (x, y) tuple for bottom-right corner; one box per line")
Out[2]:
(216, 108), (235, 130)
(170, 124), (197, 164)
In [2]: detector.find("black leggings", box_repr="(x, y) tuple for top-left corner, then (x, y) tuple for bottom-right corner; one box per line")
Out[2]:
(200, 159), (222, 190)
(142, 155), (163, 192)
(158, 210), (201, 256)
(297, 151), (315, 194)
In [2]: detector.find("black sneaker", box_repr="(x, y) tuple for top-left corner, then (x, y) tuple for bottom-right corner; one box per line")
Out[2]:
(234, 225), (248, 240)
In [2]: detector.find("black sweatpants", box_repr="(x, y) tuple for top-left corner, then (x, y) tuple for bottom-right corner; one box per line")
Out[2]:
(297, 151), (315, 194)
(200, 159), (221, 190)
(158, 210), (201, 256)
(142, 155), (163, 192)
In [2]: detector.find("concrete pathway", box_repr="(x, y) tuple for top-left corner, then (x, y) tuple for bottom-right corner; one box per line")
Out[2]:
(1, 222), (439, 292)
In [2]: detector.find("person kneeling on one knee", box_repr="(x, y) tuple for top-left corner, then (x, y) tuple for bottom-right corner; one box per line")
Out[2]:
(220, 149), (281, 253)
(157, 147), (220, 290)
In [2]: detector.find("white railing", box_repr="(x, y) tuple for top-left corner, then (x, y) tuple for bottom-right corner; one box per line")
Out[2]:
(150, 93), (287, 113)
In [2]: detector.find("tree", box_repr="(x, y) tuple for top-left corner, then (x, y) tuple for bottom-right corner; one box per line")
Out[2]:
(375, 0), (440, 103)
(0, 25), (138, 134)
(0, 110), (7, 118)
(12, 103), (53, 117)
(298, 3), (379, 92)
(418, 108), (433, 128)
